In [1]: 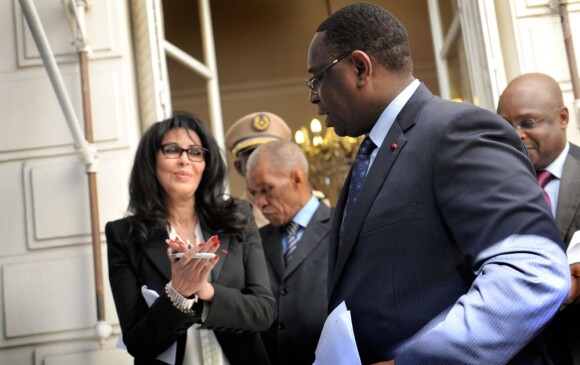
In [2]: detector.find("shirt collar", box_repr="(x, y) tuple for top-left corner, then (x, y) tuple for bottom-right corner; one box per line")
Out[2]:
(369, 79), (421, 148)
(292, 194), (320, 228)
(544, 142), (570, 180)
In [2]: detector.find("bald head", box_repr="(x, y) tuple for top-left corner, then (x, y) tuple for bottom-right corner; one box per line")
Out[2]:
(247, 141), (309, 177)
(497, 73), (568, 170)
(498, 73), (564, 113)
(245, 141), (312, 227)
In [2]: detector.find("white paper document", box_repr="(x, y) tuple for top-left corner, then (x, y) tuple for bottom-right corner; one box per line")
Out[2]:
(313, 301), (362, 365)
(567, 230), (580, 265)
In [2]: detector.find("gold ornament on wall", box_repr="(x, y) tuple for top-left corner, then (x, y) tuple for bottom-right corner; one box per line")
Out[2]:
(295, 118), (363, 206)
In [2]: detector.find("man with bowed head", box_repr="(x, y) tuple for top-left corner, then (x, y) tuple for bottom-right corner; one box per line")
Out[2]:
(245, 140), (331, 365)
(225, 112), (293, 228)
(497, 72), (580, 365)
(306, 3), (570, 364)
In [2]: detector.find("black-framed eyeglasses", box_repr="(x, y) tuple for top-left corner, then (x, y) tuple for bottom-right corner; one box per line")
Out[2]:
(159, 143), (208, 162)
(510, 106), (563, 131)
(305, 52), (353, 94)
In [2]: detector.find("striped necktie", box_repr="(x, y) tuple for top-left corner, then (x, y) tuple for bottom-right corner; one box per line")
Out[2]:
(284, 221), (300, 265)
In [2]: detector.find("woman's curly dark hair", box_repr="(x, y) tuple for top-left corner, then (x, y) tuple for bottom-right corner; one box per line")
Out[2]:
(126, 111), (249, 242)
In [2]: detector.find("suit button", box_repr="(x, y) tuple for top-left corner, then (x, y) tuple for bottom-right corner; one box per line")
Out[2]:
(278, 322), (286, 330)
(280, 288), (288, 296)
(177, 329), (186, 335)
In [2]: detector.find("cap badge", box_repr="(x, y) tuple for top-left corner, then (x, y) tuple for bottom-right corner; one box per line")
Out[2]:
(252, 114), (270, 131)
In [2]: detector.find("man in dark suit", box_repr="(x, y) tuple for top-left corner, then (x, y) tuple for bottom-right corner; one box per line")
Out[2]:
(498, 72), (580, 365)
(245, 140), (331, 365)
(306, 3), (570, 364)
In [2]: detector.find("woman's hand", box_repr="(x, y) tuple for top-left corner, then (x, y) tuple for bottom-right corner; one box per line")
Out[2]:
(166, 235), (220, 301)
(166, 235), (191, 253)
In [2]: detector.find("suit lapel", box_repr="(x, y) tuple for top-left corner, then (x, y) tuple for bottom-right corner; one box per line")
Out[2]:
(261, 225), (285, 280)
(202, 228), (230, 282)
(329, 124), (407, 292)
(141, 229), (172, 281)
(328, 83), (433, 298)
(556, 144), (580, 244)
(284, 204), (331, 278)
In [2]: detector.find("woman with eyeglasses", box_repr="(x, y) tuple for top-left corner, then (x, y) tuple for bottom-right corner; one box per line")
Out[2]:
(106, 111), (276, 365)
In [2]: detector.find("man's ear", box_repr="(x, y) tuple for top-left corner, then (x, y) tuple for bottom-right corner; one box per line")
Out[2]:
(559, 106), (569, 130)
(350, 50), (372, 85)
(290, 168), (305, 186)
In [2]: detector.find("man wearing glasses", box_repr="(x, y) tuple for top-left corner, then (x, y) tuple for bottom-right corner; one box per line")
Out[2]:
(307, 3), (570, 364)
(498, 72), (580, 365)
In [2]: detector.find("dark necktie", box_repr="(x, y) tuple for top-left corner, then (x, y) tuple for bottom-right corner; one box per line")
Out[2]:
(284, 221), (300, 265)
(536, 170), (555, 210)
(343, 136), (377, 222)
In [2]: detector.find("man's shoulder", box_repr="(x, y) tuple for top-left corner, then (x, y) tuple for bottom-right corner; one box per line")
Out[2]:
(562, 143), (580, 180)
(311, 200), (333, 224)
(412, 92), (496, 128)
(568, 142), (580, 158)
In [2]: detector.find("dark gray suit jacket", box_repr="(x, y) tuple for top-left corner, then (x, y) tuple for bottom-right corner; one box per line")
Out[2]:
(557, 143), (580, 248)
(328, 83), (566, 364)
(546, 142), (580, 365)
(106, 216), (276, 365)
(259, 202), (332, 365)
